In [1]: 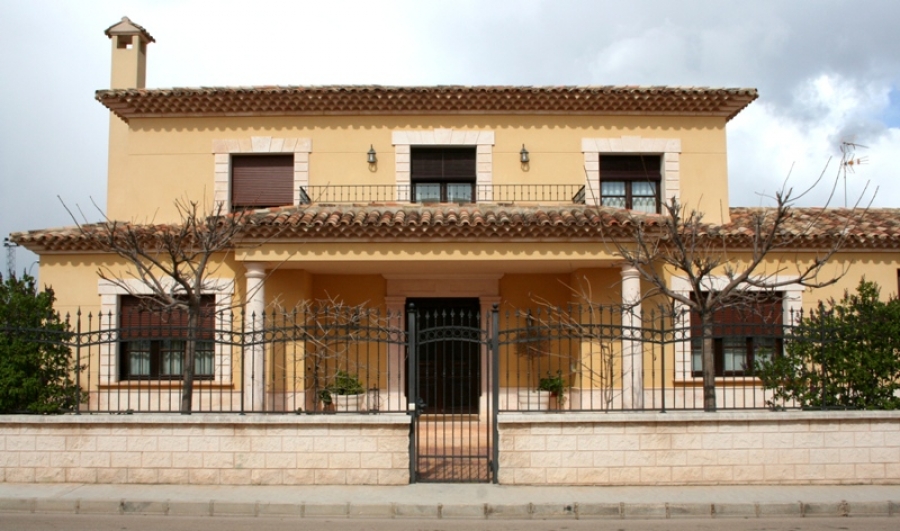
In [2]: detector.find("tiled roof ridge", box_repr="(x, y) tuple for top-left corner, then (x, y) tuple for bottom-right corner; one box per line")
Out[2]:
(95, 85), (759, 122)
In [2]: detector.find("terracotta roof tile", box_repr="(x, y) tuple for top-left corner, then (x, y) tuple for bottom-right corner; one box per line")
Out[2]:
(95, 85), (758, 122)
(11, 205), (900, 253)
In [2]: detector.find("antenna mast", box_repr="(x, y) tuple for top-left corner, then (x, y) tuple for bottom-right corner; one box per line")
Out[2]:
(3, 238), (15, 278)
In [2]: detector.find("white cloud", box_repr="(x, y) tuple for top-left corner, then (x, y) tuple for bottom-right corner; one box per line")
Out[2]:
(728, 73), (900, 208)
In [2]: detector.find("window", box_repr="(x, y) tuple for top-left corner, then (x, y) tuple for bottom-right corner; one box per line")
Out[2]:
(410, 147), (476, 203)
(119, 295), (216, 380)
(231, 154), (294, 210)
(690, 294), (783, 377)
(599, 155), (661, 213)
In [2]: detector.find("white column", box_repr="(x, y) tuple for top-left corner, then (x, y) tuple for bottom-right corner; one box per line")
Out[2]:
(384, 296), (406, 412)
(245, 263), (266, 412)
(621, 265), (644, 409)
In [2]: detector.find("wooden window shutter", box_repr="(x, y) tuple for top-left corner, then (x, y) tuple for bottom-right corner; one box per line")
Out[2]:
(691, 294), (783, 337)
(411, 148), (445, 180)
(231, 155), (294, 209)
(120, 296), (215, 339)
(441, 148), (476, 181)
(411, 148), (476, 182)
(599, 155), (661, 180)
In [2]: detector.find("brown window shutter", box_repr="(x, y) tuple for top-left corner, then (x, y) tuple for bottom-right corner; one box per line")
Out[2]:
(411, 148), (445, 180)
(231, 155), (294, 209)
(441, 148), (477, 181)
(411, 148), (476, 182)
(599, 155), (661, 180)
(120, 295), (215, 339)
(691, 294), (783, 337)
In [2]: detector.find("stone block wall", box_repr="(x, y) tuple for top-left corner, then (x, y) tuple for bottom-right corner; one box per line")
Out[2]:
(0, 414), (410, 485)
(498, 411), (900, 485)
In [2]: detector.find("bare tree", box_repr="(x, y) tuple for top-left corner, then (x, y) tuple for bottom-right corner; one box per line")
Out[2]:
(65, 198), (247, 414)
(609, 149), (869, 412)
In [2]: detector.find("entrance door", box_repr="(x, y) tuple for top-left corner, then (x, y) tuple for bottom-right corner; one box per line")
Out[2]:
(408, 298), (494, 482)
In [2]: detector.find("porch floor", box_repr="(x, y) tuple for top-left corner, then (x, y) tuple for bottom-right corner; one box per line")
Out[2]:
(415, 416), (492, 483)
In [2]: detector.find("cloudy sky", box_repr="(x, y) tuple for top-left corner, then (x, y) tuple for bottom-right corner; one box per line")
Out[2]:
(1, 0), (899, 274)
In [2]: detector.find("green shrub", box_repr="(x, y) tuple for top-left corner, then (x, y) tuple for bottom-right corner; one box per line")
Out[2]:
(319, 370), (365, 404)
(756, 280), (900, 410)
(0, 274), (84, 413)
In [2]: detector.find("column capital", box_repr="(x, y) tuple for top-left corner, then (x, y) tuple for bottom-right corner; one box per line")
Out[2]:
(245, 262), (266, 279)
(620, 264), (641, 280)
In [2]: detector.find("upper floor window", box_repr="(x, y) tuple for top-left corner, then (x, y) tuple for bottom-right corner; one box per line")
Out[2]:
(119, 295), (216, 380)
(231, 154), (294, 210)
(411, 147), (476, 203)
(690, 294), (784, 377)
(599, 155), (661, 213)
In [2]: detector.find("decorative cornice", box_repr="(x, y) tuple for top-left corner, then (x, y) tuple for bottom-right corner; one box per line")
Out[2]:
(95, 85), (758, 122)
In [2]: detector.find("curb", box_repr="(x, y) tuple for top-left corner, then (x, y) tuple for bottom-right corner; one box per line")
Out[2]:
(1, 498), (899, 519)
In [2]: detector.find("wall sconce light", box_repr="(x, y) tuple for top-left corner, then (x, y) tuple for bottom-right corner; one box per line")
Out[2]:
(367, 145), (377, 164)
(520, 144), (530, 164)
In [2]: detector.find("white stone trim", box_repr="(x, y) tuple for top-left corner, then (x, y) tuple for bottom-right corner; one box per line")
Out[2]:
(581, 136), (681, 209)
(98, 278), (235, 385)
(392, 129), (495, 201)
(669, 276), (804, 380)
(213, 136), (312, 211)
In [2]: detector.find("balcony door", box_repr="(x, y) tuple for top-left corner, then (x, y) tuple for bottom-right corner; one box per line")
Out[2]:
(410, 147), (476, 203)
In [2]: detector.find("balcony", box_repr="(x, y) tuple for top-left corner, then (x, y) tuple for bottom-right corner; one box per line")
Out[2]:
(298, 184), (589, 205)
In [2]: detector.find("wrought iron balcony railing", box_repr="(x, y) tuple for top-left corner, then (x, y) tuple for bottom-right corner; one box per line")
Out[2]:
(298, 184), (589, 205)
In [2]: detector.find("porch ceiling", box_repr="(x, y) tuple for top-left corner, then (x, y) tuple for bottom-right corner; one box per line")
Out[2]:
(258, 258), (617, 275)
(235, 240), (621, 275)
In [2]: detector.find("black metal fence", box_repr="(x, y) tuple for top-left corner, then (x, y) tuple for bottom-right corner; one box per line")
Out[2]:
(298, 184), (588, 204)
(1, 303), (858, 414)
(496, 305), (793, 412)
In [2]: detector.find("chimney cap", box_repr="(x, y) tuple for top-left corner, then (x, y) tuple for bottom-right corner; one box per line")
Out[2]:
(104, 16), (155, 43)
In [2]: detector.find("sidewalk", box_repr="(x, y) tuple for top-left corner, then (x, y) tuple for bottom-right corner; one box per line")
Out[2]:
(1, 483), (899, 519)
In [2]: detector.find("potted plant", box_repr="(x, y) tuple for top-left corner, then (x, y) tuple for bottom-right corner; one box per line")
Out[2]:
(538, 370), (567, 409)
(516, 311), (554, 410)
(320, 370), (366, 412)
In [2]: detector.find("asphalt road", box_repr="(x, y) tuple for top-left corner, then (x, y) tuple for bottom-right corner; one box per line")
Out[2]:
(1, 514), (898, 531)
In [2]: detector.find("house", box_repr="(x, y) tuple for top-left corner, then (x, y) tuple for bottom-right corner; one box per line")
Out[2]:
(6, 18), (900, 486)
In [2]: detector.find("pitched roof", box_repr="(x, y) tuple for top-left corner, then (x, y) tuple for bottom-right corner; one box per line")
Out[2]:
(11, 205), (900, 253)
(95, 85), (758, 122)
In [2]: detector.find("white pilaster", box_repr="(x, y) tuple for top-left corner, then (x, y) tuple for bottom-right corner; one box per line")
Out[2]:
(621, 265), (644, 409)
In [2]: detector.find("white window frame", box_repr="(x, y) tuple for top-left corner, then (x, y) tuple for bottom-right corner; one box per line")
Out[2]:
(98, 279), (234, 384)
(213, 136), (312, 211)
(582, 136), (681, 210)
(392, 129), (494, 202)
(670, 275), (804, 381)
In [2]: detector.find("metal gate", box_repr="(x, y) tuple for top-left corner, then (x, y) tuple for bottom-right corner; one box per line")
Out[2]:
(407, 300), (498, 483)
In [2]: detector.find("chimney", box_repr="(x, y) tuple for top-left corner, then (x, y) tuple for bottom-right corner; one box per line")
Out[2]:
(104, 17), (154, 89)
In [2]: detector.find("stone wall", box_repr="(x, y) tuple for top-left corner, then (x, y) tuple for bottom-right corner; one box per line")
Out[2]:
(498, 411), (900, 485)
(0, 414), (410, 485)
(4, 411), (899, 487)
